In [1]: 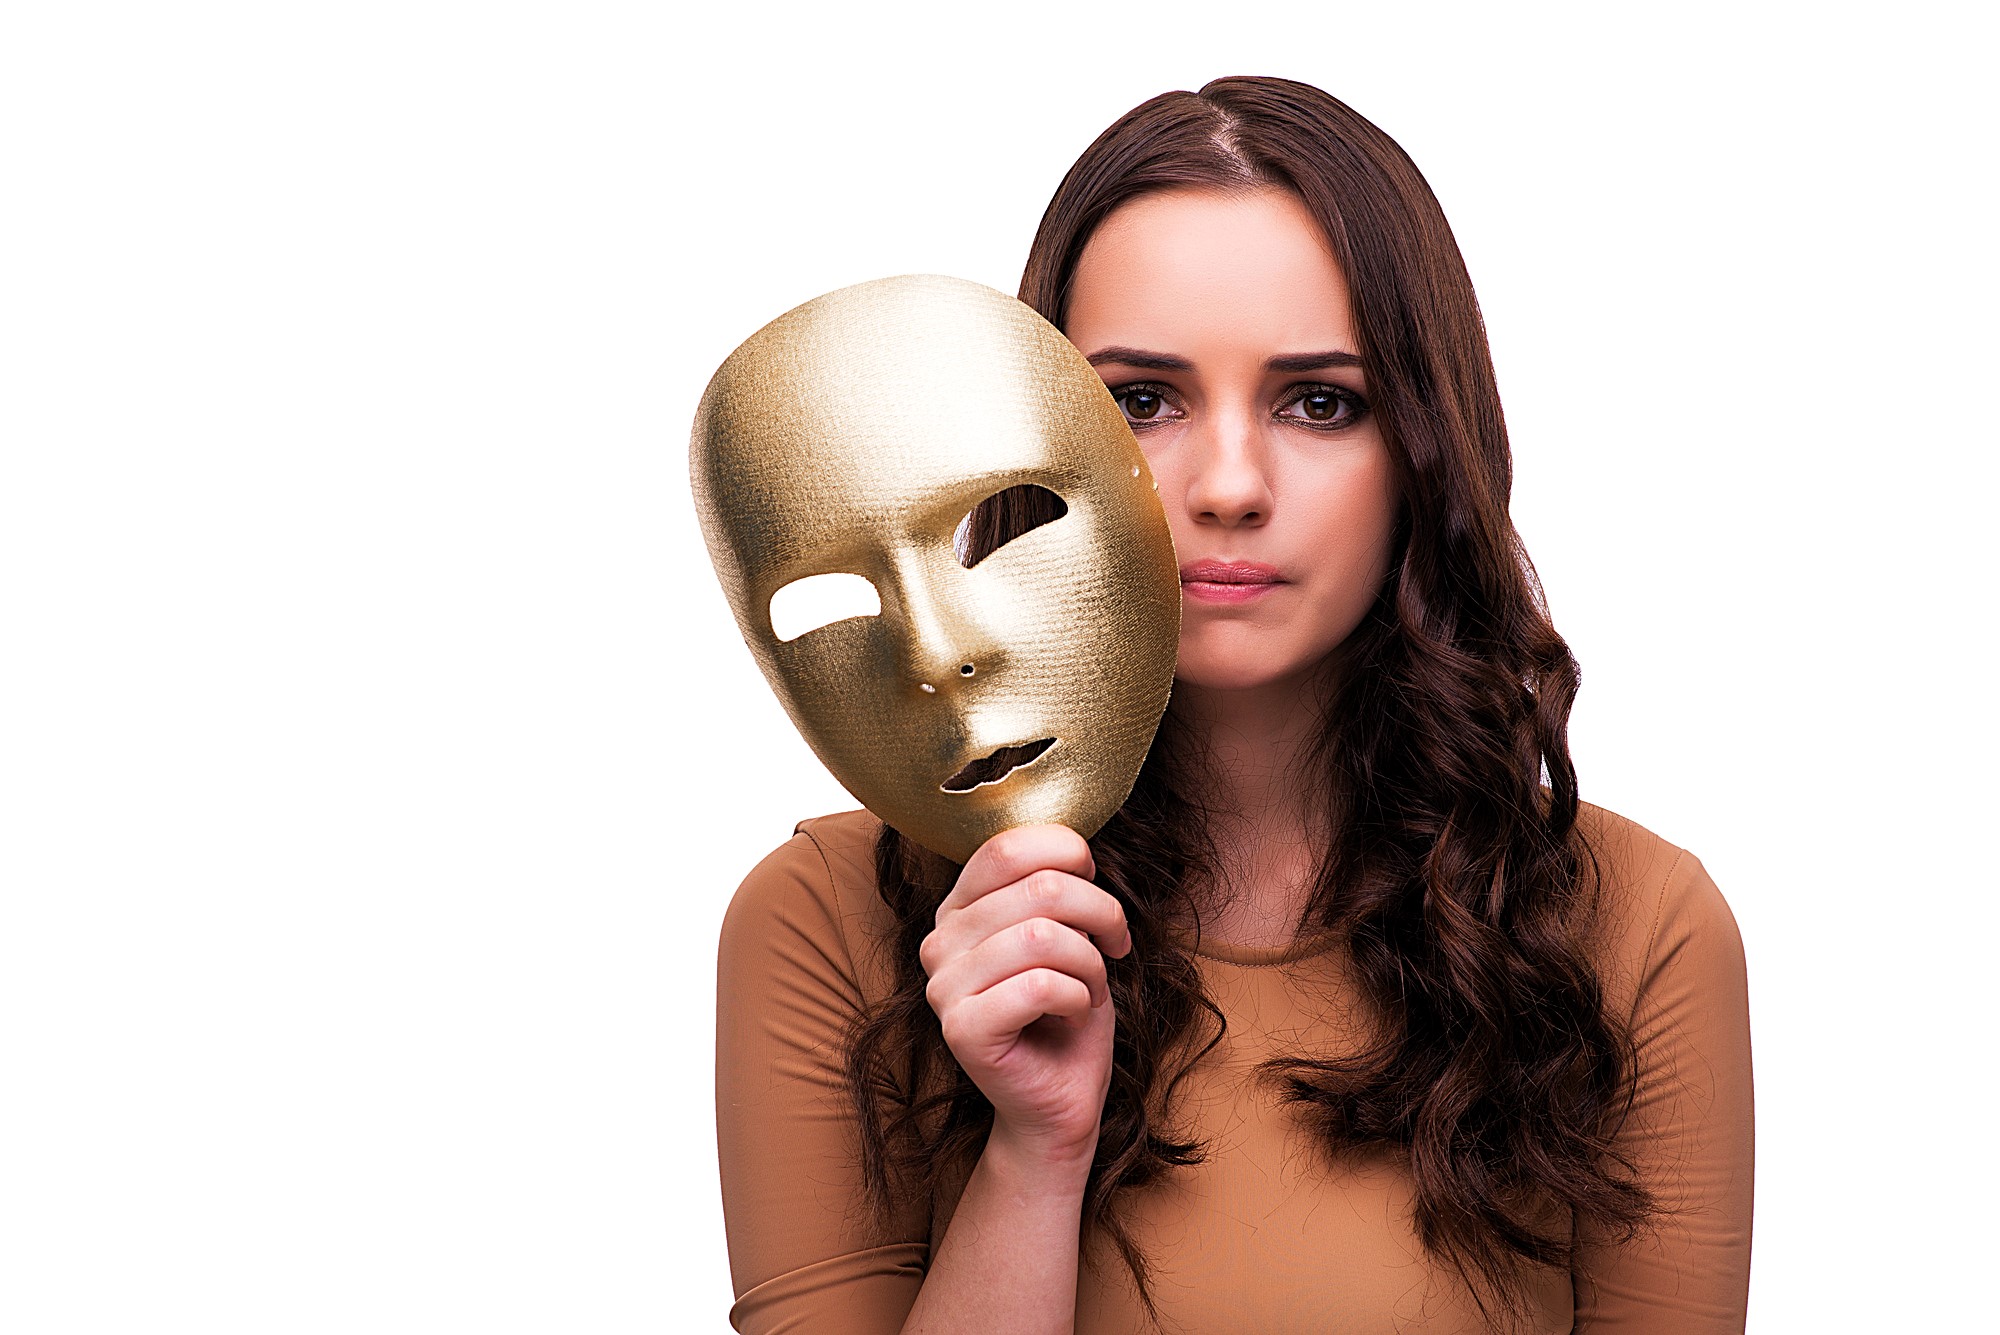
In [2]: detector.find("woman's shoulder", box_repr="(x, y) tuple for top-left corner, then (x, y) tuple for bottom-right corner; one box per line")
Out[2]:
(790, 807), (889, 871)
(725, 808), (884, 903)
(719, 808), (898, 1000)
(1572, 801), (1747, 1023)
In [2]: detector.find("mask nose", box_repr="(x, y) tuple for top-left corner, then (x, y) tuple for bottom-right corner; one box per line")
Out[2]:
(888, 551), (1003, 694)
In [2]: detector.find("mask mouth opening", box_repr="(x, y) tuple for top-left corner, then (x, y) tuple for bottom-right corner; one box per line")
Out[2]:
(941, 738), (1057, 793)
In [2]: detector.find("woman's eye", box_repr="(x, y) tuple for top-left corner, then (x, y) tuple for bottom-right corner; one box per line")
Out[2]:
(1111, 384), (1178, 425)
(1123, 390), (1165, 420)
(1278, 386), (1365, 427)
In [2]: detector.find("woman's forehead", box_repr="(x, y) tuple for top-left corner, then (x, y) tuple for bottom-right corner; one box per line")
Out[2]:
(1068, 188), (1358, 354)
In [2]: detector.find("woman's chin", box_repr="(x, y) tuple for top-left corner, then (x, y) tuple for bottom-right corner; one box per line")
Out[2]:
(1170, 658), (1322, 698)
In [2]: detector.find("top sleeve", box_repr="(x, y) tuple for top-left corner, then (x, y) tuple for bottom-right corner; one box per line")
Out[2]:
(1573, 849), (1755, 1331)
(715, 826), (929, 1335)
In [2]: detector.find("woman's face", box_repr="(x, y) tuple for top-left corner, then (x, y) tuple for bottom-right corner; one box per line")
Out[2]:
(1064, 187), (1401, 697)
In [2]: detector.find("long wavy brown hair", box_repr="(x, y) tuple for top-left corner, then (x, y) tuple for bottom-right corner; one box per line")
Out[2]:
(845, 76), (1654, 1324)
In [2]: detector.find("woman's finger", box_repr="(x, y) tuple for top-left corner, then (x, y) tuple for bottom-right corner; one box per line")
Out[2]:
(943, 968), (1097, 1055)
(941, 824), (1096, 916)
(947, 869), (1131, 960)
(926, 916), (1113, 1013)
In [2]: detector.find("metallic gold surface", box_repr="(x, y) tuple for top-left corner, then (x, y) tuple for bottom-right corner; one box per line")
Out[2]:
(691, 275), (1180, 864)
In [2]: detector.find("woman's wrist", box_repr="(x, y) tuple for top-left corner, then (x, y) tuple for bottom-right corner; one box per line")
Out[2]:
(982, 1118), (1100, 1191)
(898, 1118), (1096, 1335)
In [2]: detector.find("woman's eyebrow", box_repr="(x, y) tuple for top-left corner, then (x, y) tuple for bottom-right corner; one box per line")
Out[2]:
(1084, 346), (1193, 372)
(1082, 347), (1364, 374)
(1265, 351), (1363, 372)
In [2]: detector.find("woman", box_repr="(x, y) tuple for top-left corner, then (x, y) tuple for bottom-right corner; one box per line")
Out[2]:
(715, 76), (1753, 1334)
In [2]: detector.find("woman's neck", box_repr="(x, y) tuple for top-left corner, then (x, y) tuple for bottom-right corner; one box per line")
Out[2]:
(1169, 673), (1330, 946)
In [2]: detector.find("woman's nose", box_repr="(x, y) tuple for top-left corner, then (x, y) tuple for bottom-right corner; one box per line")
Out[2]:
(1182, 410), (1273, 528)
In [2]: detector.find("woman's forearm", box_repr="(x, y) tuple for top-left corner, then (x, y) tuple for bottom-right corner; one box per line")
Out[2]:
(897, 1125), (1096, 1335)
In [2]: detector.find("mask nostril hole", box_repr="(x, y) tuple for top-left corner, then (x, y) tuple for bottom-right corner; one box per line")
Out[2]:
(960, 663), (975, 677)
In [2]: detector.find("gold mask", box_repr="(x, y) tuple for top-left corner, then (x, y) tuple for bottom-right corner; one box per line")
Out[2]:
(691, 275), (1179, 864)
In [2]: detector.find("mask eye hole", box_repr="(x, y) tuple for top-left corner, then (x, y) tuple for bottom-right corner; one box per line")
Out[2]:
(768, 572), (881, 643)
(953, 484), (1068, 569)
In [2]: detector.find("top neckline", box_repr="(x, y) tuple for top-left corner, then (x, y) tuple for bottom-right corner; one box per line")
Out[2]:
(1186, 928), (1343, 967)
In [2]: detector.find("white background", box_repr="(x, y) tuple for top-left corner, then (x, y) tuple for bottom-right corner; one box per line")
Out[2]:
(4, 2), (1992, 1330)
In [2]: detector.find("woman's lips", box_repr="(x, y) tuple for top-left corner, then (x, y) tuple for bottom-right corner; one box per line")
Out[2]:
(1180, 559), (1285, 604)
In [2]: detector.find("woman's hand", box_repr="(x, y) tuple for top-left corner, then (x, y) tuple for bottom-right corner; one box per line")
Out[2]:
(918, 824), (1133, 1164)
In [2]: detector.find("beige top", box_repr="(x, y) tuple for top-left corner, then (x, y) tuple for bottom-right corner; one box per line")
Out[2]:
(715, 804), (1753, 1333)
